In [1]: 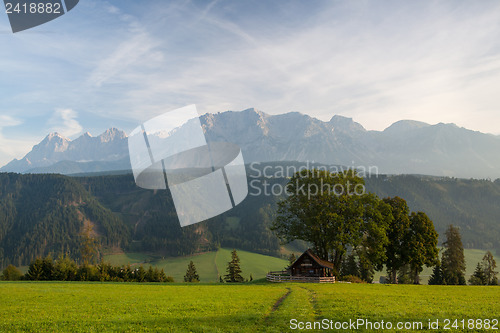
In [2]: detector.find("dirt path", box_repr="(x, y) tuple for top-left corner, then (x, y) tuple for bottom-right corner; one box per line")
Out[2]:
(262, 287), (292, 326)
(299, 286), (323, 320)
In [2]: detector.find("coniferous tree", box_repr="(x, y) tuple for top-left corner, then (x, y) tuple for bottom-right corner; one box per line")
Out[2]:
(80, 225), (100, 266)
(41, 255), (55, 281)
(341, 253), (359, 278)
(224, 249), (244, 282)
(26, 258), (44, 281)
(146, 266), (155, 282)
(428, 261), (445, 285)
(96, 260), (111, 282)
(481, 251), (498, 285)
(136, 265), (146, 282)
(469, 263), (487, 285)
(54, 254), (78, 281)
(441, 225), (466, 285)
(159, 268), (173, 282)
(184, 261), (200, 282)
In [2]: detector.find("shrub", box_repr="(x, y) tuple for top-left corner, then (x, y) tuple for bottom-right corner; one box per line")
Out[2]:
(342, 275), (366, 283)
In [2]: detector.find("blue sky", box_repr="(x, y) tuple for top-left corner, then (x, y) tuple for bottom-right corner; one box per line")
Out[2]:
(1, 0), (500, 166)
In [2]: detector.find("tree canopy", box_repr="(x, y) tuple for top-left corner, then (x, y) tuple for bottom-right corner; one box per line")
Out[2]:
(272, 169), (390, 273)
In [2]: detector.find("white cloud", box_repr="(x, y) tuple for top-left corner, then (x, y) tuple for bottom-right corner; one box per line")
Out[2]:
(0, 115), (22, 127)
(68, 0), (500, 135)
(3, 0), (500, 154)
(48, 109), (83, 137)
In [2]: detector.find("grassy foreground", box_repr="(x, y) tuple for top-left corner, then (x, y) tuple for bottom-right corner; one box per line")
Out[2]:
(0, 282), (498, 332)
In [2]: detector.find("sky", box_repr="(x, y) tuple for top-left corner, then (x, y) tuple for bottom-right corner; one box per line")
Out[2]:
(1, 0), (500, 166)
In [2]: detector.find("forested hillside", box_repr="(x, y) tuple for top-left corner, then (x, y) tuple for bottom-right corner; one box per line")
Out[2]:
(0, 165), (499, 270)
(78, 174), (282, 257)
(0, 174), (129, 268)
(366, 175), (500, 250)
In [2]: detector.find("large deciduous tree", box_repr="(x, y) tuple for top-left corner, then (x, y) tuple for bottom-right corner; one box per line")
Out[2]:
(383, 197), (411, 284)
(272, 169), (390, 275)
(406, 212), (439, 284)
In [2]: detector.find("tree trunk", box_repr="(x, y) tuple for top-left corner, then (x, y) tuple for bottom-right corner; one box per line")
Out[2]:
(390, 270), (398, 284)
(413, 268), (420, 284)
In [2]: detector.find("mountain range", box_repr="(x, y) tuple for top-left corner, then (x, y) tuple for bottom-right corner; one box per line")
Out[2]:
(2, 109), (500, 179)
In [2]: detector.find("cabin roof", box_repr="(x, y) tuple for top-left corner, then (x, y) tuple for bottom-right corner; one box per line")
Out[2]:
(291, 249), (334, 270)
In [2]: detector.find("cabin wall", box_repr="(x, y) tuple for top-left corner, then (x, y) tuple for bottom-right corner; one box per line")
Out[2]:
(290, 255), (332, 277)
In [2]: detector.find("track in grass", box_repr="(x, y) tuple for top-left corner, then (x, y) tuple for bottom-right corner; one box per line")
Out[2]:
(2, 282), (499, 332)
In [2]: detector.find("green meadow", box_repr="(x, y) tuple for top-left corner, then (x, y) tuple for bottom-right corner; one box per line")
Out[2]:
(102, 248), (497, 284)
(103, 248), (289, 283)
(0, 282), (498, 332)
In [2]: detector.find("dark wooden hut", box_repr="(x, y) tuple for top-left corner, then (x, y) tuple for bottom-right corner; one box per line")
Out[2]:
(289, 249), (334, 277)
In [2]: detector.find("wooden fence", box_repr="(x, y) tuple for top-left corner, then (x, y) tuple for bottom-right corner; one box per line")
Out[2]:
(266, 271), (335, 283)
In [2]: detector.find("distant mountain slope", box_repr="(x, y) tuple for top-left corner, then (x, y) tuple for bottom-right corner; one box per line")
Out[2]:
(0, 173), (129, 268)
(0, 129), (129, 173)
(365, 175), (500, 249)
(26, 158), (131, 175)
(0, 165), (499, 270)
(2, 109), (500, 178)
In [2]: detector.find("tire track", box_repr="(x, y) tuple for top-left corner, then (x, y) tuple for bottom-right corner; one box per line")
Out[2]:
(264, 287), (292, 324)
(299, 286), (322, 320)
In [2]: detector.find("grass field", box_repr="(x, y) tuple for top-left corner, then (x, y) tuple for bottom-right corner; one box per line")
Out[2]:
(103, 248), (497, 284)
(103, 248), (289, 283)
(0, 282), (498, 332)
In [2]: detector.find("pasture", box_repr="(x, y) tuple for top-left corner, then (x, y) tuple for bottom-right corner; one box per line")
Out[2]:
(103, 248), (289, 283)
(0, 282), (498, 332)
(102, 248), (498, 284)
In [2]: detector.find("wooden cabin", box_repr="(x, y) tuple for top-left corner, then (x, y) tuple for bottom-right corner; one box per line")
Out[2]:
(289, 249), (334, 278)
(266, 249), (335, 283)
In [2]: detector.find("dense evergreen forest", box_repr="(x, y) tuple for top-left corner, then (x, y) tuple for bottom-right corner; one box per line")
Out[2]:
(0, 173), (129, 269)
(0, 163), (499, 270)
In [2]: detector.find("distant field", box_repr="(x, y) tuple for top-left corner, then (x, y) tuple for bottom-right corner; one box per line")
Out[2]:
(0, 282), (498, 332)
(104, 248), (496, 284)
(104, 248), (289, 283)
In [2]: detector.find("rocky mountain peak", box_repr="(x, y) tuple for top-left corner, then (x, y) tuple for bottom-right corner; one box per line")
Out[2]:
(98, 128), (128, 142)
(329, 115), (366, 133)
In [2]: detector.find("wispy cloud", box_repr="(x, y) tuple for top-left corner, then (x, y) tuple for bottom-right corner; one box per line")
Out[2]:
(76, 0), (500, 133)
(2, 0), (500, 165)
(48, 109), (83, 137)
